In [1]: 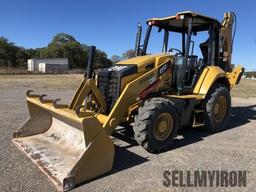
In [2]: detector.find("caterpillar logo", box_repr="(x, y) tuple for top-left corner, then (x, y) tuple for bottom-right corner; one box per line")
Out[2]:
(108, 65), (127, 71)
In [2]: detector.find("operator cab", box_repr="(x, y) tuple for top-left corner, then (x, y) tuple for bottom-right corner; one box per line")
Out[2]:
(137, 11), (221, 94)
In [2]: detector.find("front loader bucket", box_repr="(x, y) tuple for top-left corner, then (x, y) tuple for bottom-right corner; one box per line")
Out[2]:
(12, 92), (114, 191)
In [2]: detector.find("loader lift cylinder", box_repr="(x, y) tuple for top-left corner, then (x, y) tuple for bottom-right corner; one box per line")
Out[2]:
(86, 46), (96, 78)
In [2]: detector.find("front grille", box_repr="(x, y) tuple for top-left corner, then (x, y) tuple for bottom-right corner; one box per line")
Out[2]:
(97, 72), (119, 113)
(96, 64), (138, 114)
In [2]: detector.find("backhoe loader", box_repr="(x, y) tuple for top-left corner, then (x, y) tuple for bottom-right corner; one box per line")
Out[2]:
(13, 11), (243, 191)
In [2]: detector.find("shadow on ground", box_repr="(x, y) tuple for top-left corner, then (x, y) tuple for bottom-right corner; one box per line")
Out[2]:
(78, 104), (256, 187)
(113, 104), (256, 150)
(173, 104), (256, 149)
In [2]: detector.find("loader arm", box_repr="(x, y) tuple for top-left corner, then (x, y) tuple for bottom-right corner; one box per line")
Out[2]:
(69, 78), (107, 113)
(103, 60), (172, 134)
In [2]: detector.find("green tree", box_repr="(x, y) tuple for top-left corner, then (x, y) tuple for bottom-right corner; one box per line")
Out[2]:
(51, 33), (77, 45)
(0, 37), (9, 67)
(26, 48), (41, 58)
(0, 37), (28, 68)
(94, 49), (112, 68)
(122, 49), (136, 60)
(111, 55), (121, 63)
(41, 33), (112, 69)
(16, 47), (29, 67)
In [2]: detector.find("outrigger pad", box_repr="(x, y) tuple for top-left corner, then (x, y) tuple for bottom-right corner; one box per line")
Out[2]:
(13, 95), (114, 191)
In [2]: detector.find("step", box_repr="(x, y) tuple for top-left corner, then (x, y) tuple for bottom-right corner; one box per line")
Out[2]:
(192, 122), (205, 127)
(194, 109), (204, 113)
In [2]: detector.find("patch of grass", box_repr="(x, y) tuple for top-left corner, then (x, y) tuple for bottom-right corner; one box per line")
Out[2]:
(0, 67), (29, 75)
(0, 67), (85, 75)
(0, 75), (255, 98)
(231, 79), (256, 98)
(0, 74), (83, 91)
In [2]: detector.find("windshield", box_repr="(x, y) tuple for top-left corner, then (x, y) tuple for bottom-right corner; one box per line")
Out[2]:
(145, 26), (183, 55)
(142, 24), (209, 60)
(142, 25), (184, 55)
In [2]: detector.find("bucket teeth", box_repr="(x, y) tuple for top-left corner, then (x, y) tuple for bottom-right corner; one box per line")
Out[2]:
(39, 94), (53, 103)
(26, 90), (40, 98)
(53, 98), (69, 109)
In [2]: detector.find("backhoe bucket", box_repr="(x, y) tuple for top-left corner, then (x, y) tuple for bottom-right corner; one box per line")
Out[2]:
(12, 92), (115, 191)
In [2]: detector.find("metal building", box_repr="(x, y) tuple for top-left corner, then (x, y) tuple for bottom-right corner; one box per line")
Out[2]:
(27, 58), (68, 73)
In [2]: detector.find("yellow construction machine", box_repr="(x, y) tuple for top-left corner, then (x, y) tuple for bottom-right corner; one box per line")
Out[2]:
(13, 11), (243, 191)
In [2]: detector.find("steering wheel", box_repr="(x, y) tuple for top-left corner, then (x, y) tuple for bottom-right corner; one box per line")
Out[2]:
(169, 48), (182, 56)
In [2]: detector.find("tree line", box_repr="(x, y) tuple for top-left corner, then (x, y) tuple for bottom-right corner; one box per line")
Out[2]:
(244, 71), (256, 78)
(0, 33), (137, 70)
(0, 37), (29, 68)
(0, 33), (113, 69)
(111, 49), (136, 63)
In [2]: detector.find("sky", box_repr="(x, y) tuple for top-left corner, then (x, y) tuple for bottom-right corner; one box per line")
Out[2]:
(0, 0), (255, 70)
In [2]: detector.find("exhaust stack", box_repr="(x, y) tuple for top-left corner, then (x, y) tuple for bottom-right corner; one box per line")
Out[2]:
(86, 46), (96, 78)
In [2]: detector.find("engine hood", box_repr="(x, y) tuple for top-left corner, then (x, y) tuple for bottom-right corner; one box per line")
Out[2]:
(117, 53), (173, 73)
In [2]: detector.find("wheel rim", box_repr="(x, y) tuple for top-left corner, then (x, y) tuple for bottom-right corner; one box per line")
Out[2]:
(153, 112), (173, 141)
(213, 96), (227, 123)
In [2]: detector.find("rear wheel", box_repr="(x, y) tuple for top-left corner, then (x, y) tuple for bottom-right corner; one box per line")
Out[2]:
(203, 84), (231, 132)
(133, 98), (179, 153)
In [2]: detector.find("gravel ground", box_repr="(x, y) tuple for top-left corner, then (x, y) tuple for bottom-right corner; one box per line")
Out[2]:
(0, 76), (256, 192)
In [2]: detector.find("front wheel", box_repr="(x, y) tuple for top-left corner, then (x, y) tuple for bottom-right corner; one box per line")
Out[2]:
(203, 84), (231, 132)
(133, 98), (179, 153)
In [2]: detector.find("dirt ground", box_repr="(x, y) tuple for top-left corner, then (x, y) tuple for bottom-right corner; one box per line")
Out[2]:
(0, 75), (256, 192)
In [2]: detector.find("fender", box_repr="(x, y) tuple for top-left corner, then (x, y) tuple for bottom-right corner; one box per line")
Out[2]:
(193, 66), (228, 97)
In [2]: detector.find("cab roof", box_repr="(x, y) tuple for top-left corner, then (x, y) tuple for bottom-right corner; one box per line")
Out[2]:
(147, 11), (221, 32)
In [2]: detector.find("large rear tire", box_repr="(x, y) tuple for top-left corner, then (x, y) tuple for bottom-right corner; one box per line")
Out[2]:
(203, 84), (231, 132)
(133, 98), (179, 153)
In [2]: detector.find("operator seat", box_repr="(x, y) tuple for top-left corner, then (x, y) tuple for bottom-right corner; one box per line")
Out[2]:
(200, 39), (209, 64)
